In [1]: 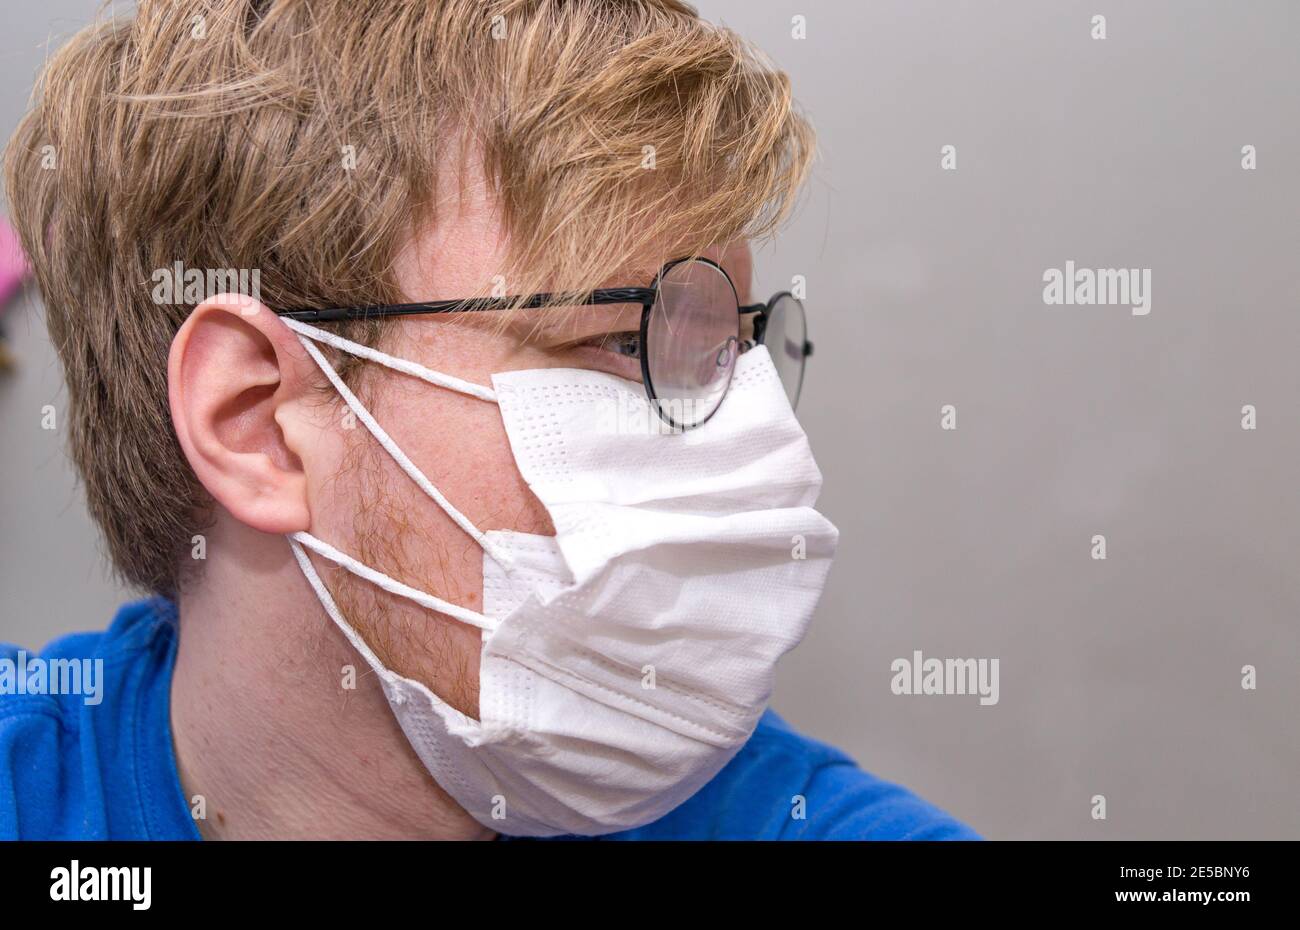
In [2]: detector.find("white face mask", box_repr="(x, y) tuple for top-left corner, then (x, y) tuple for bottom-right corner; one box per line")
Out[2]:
(282, 318), (838, 836)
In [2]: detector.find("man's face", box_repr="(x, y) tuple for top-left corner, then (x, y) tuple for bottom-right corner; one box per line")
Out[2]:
(301, 197), (754, 720)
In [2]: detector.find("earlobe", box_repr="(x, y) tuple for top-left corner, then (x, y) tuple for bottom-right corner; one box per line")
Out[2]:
(169, 294), (314, 535)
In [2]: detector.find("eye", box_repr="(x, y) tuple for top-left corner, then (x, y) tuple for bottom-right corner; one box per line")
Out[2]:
(594, 330), (642, 359)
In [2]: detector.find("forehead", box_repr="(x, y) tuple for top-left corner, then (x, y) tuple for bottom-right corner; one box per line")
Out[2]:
(395, 149), (754, 302)
(395, 195), (753, 308)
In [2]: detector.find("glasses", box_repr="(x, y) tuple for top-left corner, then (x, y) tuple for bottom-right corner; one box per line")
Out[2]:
(276, 257), (812, 431)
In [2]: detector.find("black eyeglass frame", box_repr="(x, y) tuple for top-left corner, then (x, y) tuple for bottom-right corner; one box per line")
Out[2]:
(276, 257), (813, 430)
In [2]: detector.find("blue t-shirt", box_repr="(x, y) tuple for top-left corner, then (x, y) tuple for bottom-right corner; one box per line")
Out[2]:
(0, 598), (979, 840)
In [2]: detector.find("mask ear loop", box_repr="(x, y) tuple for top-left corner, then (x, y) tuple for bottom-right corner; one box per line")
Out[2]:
(284, 319), (513, 572)
(289, 538), (496, 705)
(289, 537), (398, 687)
(284, 318), (497, 403)
(290, 532), (496, 633)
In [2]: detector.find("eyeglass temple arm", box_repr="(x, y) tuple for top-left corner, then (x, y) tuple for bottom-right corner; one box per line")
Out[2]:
(739, 302), (814, 358)
(276, 287), (659, 323)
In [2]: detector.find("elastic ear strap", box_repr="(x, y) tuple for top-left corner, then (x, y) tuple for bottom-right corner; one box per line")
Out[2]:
(291, 331), (513, 571)
(289, 537), (396, 684)
(292, 532), (497, 633)
(284, 318), (498, 403)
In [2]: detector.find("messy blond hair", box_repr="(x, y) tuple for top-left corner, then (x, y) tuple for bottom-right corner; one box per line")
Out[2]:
(4, 0), (814, 597)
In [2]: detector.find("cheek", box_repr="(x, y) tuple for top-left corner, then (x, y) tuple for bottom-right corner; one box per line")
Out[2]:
(304, 371), (554, 721)
(384, 374), (554, 539)
(309, 360), (554, 605)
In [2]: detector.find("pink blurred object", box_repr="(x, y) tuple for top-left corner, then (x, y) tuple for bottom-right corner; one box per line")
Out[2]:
(0, 216), (31, 311)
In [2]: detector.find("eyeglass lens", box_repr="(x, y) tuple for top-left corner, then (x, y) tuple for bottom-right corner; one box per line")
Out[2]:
(645, 260), (739, 429)
(764, 293), (807, 410)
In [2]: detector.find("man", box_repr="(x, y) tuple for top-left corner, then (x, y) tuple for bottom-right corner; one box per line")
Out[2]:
(0, 0), (977, 840)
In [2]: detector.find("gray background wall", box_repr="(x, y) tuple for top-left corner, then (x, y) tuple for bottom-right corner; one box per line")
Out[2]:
(1, 1), (1296, 839)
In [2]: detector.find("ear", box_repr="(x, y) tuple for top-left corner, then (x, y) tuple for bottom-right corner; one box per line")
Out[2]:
(169, 293), (316, 535)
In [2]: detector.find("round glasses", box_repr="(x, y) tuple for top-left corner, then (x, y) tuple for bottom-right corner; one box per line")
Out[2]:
(640, 257), (811, 430)
(275, 256), (812, 431)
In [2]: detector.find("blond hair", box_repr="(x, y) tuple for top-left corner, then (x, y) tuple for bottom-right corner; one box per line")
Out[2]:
(4, 0), (814, 596)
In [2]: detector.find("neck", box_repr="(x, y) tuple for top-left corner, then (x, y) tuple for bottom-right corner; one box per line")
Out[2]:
(169, 515), (493, 840)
